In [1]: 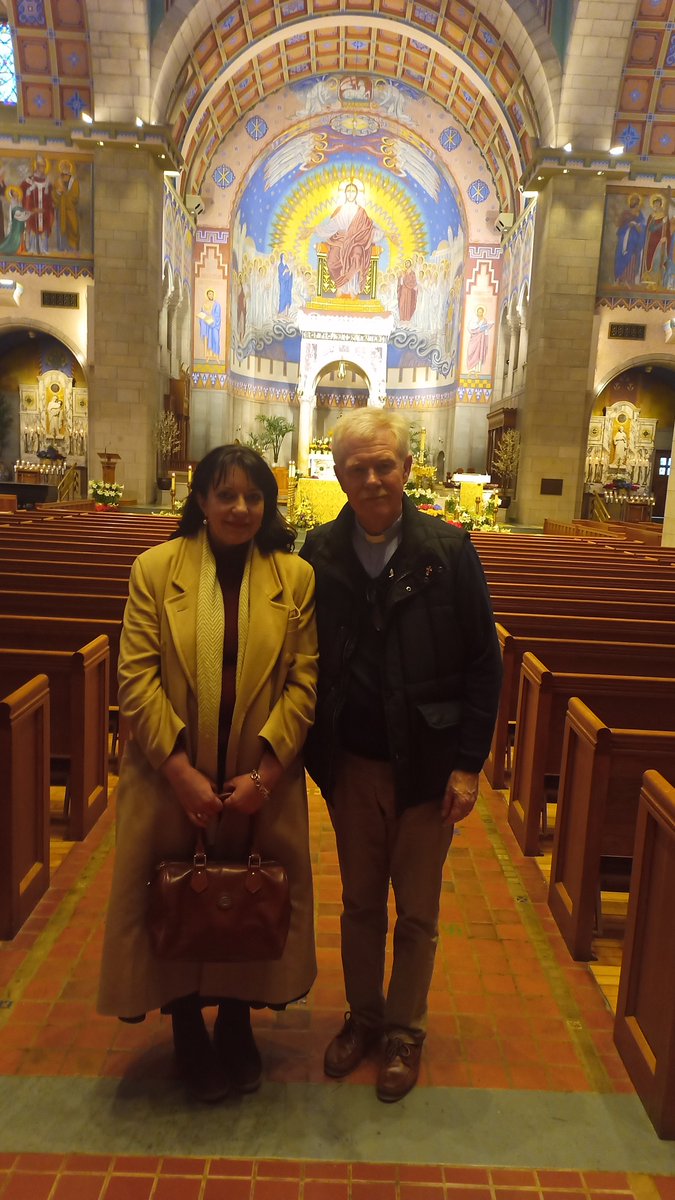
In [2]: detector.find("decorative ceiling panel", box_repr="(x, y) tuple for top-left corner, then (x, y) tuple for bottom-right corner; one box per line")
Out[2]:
(8, 0), (92, 122)
(167, 1), (541, 209)
(612, 0), (675, 156)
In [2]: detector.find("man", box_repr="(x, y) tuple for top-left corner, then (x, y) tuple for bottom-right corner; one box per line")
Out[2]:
(300, 408), (502, 1102)
(315, 181), (382, 297)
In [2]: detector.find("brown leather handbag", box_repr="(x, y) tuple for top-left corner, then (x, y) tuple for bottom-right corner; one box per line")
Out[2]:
(146, 830), (291, 963)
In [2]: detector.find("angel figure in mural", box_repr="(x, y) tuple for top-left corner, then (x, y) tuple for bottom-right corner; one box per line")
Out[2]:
(310, 180), (383, 297)
(295, 76), (339, 118)
(614, 193), (645, 287)
(466, 306), (494, 374)
(0, 185), (31, 255)
(198, 288), (222, 359)
(373, 79), (414, 123)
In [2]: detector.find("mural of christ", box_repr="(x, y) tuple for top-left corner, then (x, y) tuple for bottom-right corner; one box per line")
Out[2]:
(314, 181), (383, 296)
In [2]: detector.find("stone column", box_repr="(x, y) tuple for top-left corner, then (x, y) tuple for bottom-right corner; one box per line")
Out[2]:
(89, 145), (165, 504)
(516, 175), (606, 526)
(297, 394), (316, 475)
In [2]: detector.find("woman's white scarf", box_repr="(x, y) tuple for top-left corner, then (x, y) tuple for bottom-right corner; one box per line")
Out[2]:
(195, 530), (252, 780)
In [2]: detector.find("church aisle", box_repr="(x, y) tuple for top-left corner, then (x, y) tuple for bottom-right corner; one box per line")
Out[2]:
(1, 779), (675, 1197)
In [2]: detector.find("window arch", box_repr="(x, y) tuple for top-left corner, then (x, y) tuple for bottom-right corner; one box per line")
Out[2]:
(0, 17), (17, 106)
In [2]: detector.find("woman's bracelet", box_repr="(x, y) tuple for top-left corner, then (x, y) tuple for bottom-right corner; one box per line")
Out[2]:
(250, 769), (271, 802)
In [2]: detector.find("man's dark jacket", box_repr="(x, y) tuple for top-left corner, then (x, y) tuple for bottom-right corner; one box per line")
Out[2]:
(299, 495), (503, 811)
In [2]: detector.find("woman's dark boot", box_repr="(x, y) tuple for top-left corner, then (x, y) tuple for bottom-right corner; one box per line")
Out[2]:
(170, 994), (230, 1103)
(214, 999), (262, 1093)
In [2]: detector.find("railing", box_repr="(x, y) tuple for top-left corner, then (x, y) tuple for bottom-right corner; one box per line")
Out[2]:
(58, 466), (80, 502)
(592, 493), (611, 522)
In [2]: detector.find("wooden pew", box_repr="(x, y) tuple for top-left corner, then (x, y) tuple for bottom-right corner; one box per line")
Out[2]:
(492, 592), (675, 621)
(487, 610), (675, 647)
(0, 614), (121, 708)
(0, 589), (126, 622)
(614, 770), (675, 1139)
(507, 656), (675, 855)
(1, 557), (132, 581)
(548, 698), (675, 960)
(0, 674), (50, 939)
(0, 637), (109, 841)
(486, 626), (675, 789)
(0, 570), (129, 597)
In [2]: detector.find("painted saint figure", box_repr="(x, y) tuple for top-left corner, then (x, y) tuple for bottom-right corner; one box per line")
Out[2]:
(198, 288), (222, 360)
(278, 253), (293, 314)
(614, 194), (645, 286)
(315, 181), (382, 297)
(466, 306), (494, 374)
(642, 195), (670, 286)
(21, 154), (55, 255)
(54, 160), (80, 253)
(397, 259), (418, 322)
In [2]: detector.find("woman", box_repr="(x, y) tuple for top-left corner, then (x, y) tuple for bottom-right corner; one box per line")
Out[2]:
(98, 446), (318, 1103)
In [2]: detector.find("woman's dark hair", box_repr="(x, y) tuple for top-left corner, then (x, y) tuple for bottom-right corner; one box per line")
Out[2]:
(172, 444), (296, 553)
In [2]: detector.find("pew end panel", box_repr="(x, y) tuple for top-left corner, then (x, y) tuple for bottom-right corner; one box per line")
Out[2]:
(614, 771), (675, 1139)
(69, 636), (110, 840)
(0, 674), (50, 940)
(508, 655), (557, 856)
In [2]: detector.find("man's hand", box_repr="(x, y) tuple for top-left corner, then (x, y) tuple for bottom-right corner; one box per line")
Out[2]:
(441, 769), (480, 826)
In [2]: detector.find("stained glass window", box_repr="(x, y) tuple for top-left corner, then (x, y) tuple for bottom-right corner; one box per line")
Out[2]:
(0, 22), (17, 105)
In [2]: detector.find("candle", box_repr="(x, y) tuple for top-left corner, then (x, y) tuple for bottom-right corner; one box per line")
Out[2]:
(170, 472), (176, 496)
(187, 464), (192, 487)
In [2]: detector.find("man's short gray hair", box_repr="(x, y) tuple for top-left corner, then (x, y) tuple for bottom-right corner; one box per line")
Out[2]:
(332, 408), (410, 465)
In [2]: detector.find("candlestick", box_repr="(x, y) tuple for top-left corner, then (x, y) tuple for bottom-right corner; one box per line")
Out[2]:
(187, 464), (192, 487)
(170, 472), (176, 496)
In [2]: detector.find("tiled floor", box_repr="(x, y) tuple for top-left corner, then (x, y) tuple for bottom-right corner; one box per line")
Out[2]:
(1, 773), (674, 1198)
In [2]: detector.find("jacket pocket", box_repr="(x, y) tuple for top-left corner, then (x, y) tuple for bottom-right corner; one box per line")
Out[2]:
(417, 700), (462, 729)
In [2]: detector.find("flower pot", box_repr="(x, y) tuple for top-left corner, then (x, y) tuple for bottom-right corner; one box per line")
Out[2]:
(157, 476), (172, 492)
(499, 494), (512, 510)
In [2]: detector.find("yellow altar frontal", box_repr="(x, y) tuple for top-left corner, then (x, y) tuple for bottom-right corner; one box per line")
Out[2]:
(288, 477), (345, 526)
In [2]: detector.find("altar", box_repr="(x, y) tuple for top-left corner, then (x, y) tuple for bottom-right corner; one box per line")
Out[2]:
(288, 477), (344, 526)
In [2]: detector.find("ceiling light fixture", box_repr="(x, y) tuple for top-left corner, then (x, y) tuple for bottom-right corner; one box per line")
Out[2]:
(82, 112), (93, 124)
(563, 142), (572, 152)
(135, 116), (144, 128)
(609, 144), (625, 156)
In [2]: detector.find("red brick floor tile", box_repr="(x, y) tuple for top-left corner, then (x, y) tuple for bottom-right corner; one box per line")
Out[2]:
(102, 1176), (155, 1200)
(0, 1156), (17, 1170)
(491, 1167), (538, 1187)
(350, 1166), (398, 1182)
(655, 1178), (675, 1200)
(158, 1159), (205, 1176)
(399, 1186), (444, 1200)
(203, 1181), (252, 1200)
(15, 1156), (64, 1172)
(303, 1165), (350, 1181)
(442, 1189), (492, 1199)
(51, 1174), (107, 1200)
(443, 1168), (491, 1186)
(207, 1160), (255, 1178)
(62, 1157), (112, 1172)
(398, 1166), (444, 1183)
(542, 1191), (586, 1200)
(152, 1178), (202, 1200)
(350, 1185), (397, 1200)
(303, 1183), (350, 1200)
(256, 1162), (303, 1180)
(2, 1173), (56, 1200)
(536, 1170), (584, 1188)
(251, 1182), (300, 1200)
(110, 1157), (160, 1174)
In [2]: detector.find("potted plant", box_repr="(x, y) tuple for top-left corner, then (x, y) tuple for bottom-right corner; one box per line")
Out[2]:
(89, 480), (124, 509)
(255, 414), (294, 465)
(153, 412), (181, 490)
(492, 429), (520, 509)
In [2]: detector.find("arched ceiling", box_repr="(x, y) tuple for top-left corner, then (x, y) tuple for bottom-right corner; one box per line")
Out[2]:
(153, 1), (553, 210)
(7, 0), (93, 122)
(611, 0), (675, 157)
